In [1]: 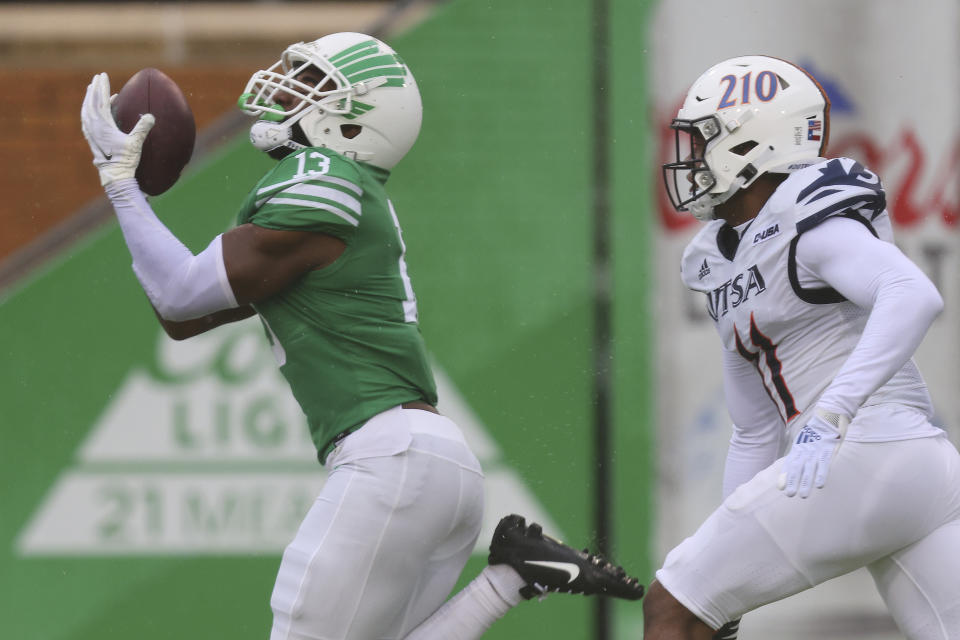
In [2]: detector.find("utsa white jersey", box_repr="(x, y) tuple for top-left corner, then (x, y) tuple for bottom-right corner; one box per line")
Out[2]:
(681, 157), (937, 442)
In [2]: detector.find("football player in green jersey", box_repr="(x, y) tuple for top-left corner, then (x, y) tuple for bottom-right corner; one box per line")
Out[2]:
(81, 32), (643, 640)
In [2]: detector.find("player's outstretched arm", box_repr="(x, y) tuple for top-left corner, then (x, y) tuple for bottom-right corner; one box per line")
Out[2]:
(82, 73), (240, 325)
(99, 182), (345, 327)
(81, 73), (346, 331)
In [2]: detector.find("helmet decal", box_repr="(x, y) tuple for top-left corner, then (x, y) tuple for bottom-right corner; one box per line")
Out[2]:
(342, 101), (375, 120)
(715, 70), (781, 110)
(328, 39), (409, 89)
(807, 119), (823, 142)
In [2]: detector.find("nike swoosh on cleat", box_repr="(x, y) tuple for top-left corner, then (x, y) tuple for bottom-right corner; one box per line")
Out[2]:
(523, 560), (581, 583)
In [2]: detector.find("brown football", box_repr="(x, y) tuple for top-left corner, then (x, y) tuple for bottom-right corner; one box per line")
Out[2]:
(112, 68), (196, 196)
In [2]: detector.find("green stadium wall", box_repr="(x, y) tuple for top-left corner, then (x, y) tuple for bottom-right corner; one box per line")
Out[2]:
(0, 1), (655, 637)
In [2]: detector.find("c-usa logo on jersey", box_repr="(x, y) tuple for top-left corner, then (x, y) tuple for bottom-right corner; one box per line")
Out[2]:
(752, 223), (780, 245)
(705, 264), (766, 321)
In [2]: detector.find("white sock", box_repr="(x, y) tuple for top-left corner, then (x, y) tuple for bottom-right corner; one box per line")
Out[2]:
(403, 565), (527, 639)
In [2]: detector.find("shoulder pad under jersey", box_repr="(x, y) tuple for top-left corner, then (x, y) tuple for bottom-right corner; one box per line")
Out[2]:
(680, 219), (726, 291)
(247, 148), (366, 232)
(770, 157), (887, 233)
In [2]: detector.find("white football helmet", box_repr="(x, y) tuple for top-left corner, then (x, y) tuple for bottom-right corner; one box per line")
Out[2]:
(663, 55), (831, 220)
(238, 32), (422, 170)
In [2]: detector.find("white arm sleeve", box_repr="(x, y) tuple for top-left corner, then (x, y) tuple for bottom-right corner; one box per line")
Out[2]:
(105, 178), (239, 321)
(795, 216), (943, 419)
(721, 347), (784, 499)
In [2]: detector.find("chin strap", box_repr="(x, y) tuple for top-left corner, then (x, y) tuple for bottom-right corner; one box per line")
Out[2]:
(690, 154), (778, 221)
(249, 115), (378, 165)
(249, 105), (312, 153)
(689, 198), (717, 221)
(690, 185), (739, 221)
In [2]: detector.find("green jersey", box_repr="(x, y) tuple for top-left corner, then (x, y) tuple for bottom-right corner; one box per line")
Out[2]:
(235, 147), (437, 461)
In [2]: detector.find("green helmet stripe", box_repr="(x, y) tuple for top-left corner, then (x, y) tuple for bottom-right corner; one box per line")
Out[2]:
(328, 40), (380, 64)
(325, 39), (411, 121)
(346, 68), (407, 84)
(332, 47), (386, 69)
(342, 101), (375, 120)
(340, 54), (405, 78)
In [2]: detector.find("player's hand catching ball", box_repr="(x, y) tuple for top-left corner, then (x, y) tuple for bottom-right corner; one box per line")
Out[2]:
(80, 72), (155, 187)
(778, 409), (848, 498)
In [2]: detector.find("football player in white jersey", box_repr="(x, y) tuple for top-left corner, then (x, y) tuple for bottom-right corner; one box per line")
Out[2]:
(645, 55), (960, 640)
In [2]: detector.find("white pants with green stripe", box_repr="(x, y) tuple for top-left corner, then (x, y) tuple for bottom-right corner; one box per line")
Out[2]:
(270, 406), (484, 640)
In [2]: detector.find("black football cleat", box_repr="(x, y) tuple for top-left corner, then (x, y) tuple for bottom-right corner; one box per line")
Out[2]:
(488, 514), (645, 601)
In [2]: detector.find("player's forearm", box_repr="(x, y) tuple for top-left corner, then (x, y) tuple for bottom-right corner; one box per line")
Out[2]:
(105, 178), (239, 321)
(154, 304), (257, 340)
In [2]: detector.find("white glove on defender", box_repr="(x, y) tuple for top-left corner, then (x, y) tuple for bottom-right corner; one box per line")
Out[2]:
(778, 410), (848, 499)
(81, 72), (154, 187)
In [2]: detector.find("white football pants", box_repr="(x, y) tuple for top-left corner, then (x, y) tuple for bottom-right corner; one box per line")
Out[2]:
(657, 433), (960, 639)
(269, 406), (484, 640)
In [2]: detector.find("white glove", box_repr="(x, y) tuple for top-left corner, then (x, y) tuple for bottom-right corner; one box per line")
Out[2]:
(80, 72), (155, 188)
(778, 409), (848, 498)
